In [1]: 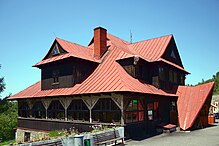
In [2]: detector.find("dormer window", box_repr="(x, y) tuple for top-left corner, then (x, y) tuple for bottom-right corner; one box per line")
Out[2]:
(53, 44), (60, 56)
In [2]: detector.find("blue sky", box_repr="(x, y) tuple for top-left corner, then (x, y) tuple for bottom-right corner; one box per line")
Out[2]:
(0, 0), (219, 98)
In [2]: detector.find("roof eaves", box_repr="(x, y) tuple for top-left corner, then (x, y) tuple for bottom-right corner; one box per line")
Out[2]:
(158, 58), (190, 74)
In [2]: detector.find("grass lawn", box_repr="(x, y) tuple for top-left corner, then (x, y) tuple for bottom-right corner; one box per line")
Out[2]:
(0, 139), (15, 146)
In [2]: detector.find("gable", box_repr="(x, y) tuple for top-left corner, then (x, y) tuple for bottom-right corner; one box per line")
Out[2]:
(161, 37), (184, 68)
(43, 41), (67, 60)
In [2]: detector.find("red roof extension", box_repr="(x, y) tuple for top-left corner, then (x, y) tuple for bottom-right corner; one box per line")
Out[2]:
(176, 82), (214, 130)
(9, 33), (182, 100)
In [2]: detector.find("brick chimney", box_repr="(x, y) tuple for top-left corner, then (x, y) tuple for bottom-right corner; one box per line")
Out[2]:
(94, 27), (107, 58)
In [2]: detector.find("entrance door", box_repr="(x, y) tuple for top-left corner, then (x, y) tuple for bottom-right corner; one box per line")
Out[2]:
(24, 132), (30, 142)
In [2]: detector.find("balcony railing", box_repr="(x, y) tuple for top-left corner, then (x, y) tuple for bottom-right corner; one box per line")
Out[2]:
(18, 117), (92, 132)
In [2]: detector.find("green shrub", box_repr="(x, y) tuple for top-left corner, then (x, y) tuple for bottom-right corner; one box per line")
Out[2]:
(48, 130), (65, 138)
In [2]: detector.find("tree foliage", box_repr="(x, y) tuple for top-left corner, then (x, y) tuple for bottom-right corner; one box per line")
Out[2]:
(197, 71), (219, 95)
(0, 64), (6, 94)
(0, 96), (17, 141)
(0, 64), (17, 141)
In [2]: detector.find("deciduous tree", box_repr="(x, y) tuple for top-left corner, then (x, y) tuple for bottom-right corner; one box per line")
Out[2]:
(0, 64), (6, 94)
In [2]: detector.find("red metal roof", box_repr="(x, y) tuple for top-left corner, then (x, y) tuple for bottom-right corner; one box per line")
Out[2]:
(176, 82), (214, 130)
(34, 38), (100, 67)
(128, 34), (172, 61)
(9, 32), (188, 100)
(116, 34), (189, 73)
(10, 44), (176, 100)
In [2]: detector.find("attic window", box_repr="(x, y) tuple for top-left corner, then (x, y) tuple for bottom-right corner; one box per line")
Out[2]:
(53, 44), (60, 56)
(170, 50), (176, 59)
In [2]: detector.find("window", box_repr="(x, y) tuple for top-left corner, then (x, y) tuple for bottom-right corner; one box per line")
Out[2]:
(169, 70), (173, 83)
(170, 101), (176, 111)
(92, 98), (121, 123)
(48, 100), (65, 120)
(170, 101), (177, 124)
(173, 72), (177, 83)
(52, 70), (59, 83)
(67, 99), (89, 121)
(32, 101), (46, 119)
(18, 101), (30, 118)
(53, 44), (60, 56)
(180, 74), (185, 85)
(125, 99), (144, 123)
(169, 70), (177, 84)
(147, 103), (153, 120)
(170, 50), (176, 59)
(147, 101), (159, 121)
(159, 67), (165, 80)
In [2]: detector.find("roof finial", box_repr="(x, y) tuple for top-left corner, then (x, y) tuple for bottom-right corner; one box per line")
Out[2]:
(130, 30), (132, 44)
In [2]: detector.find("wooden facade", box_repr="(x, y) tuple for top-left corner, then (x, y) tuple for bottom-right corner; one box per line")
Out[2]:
(118, 57), (185, 92)
(17, 92), (178, 139)
(41, 58), (97, 90)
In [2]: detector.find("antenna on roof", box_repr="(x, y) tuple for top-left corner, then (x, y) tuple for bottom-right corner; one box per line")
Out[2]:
(53, 32), (57, 38)
(130, 30), (133, 44)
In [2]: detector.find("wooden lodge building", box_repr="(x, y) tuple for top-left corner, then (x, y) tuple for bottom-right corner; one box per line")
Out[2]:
(9, 27), (214, 142)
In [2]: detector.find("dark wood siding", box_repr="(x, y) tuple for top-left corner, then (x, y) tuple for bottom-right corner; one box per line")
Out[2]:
(118, 56), (186, 91)
(18, 118), (92, 132)
(41, 58), (97, 90)
(118, 58), (152, 83)
(158, 62), (186, 91)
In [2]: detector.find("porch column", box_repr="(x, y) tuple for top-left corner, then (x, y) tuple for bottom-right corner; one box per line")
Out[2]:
(60, 98), (72, 121)
(82, 97), (99, 123)
(89, 109), (92, 123)
(46, 108), (48, 119)
(120, 96), (124, 125)
(27, 100), (34, 118)
(41, 99), (52, 120)
(112, 93), (124, 125)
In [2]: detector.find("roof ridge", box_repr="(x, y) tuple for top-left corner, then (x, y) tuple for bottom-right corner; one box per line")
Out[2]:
(107, 34), (139, 57)
(129, 34), (173, 45)
(107, 33), (130, 45)
(56, 37), (88, 49)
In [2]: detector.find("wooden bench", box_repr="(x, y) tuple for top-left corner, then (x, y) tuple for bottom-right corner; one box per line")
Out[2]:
(157, 123), (176, 133)
(93, 130), (124, 146)
(32, 139), (63, 146)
